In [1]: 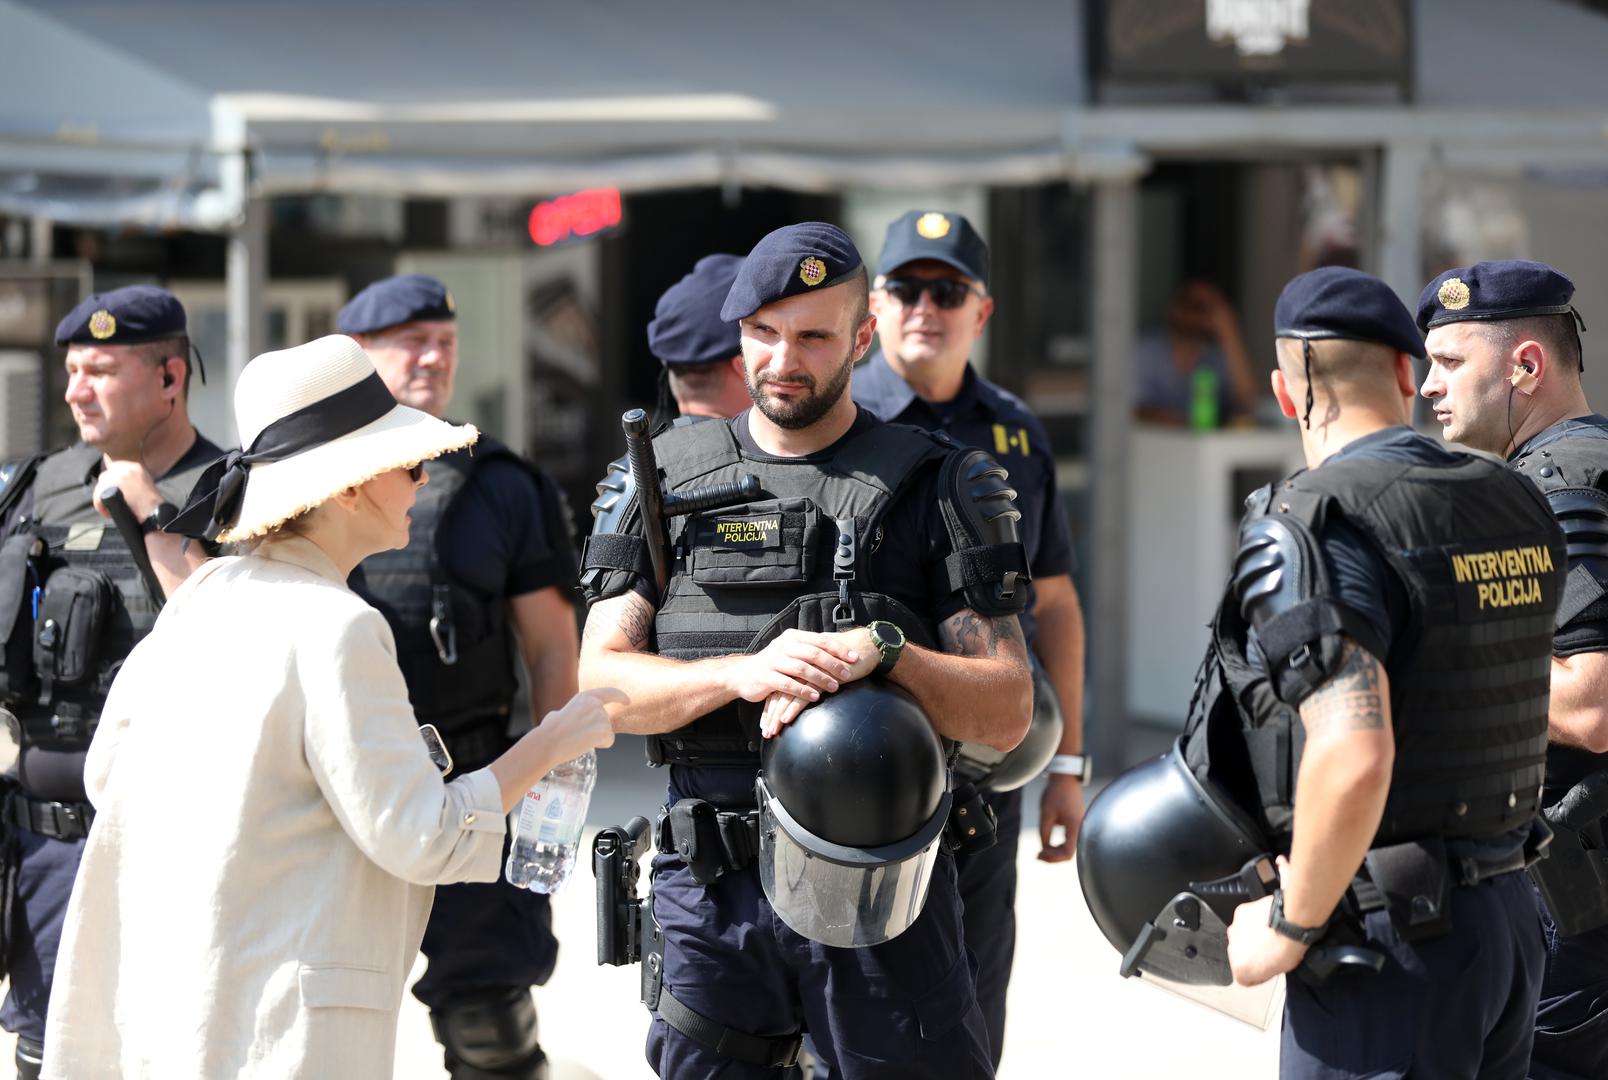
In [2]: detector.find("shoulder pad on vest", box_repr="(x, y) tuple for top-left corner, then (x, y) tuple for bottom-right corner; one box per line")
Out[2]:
(580, 453), (646, 603)
(1547, 487), (1608, 563)
(0, 452), (45, 525)
(1235, 514), (1353, 707)
(1514, 428), (1608, 492)
(937, 447), (1029, 617)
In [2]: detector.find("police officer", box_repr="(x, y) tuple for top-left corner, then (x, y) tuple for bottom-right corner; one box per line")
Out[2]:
(337, 275), (580, 1080)
(0, 286), (220, 1079)
(1215, 268), (1561, 1077)
(578, 222), (1033, 1079)
(649, 254), (751, 421)
(1417, 260), (1608, 1080)
(851, 209), (1086, 1068)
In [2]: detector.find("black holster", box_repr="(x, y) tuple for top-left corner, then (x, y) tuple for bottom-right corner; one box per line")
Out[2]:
(1534, 771), (1608, 937)
(943, 781), (998, 856)
(657, 799), (760, 886)
(1360, 837), (1454, 943)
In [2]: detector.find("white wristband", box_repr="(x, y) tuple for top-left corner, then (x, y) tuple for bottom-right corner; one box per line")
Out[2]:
(1046, 754), (1086, 777)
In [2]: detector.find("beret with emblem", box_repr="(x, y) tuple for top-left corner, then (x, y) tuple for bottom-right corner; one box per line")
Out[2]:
(647, 254), (744, 366)
(1417, 259), (1577, 335)
(877, 209), (989, 285)
(56, 285), (188, 347)
(720, 222), (863, 323)
(1275, 266), (1425, 359)
(336, 273), (457, 335)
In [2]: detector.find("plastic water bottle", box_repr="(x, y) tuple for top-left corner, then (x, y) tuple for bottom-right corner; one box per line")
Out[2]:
(505, 749), (596, 893)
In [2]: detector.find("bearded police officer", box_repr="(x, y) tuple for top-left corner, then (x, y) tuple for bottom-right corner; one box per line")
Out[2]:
(650, 255), (751, 421)
(578, 222), (1032, 1079)
(851, 209), (1086, 1068)
(338, 275), (580, 1080)
(0, 286), (219, 1079)
(1212, 268), (1562, 1077)
(1417, 260), (1607, 1080)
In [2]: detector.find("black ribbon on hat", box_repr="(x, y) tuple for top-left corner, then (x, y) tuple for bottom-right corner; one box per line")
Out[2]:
(167, 371), (397, 540)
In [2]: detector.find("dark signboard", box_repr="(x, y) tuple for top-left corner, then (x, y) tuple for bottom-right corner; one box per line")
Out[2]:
(1089, 0), (1413, 101)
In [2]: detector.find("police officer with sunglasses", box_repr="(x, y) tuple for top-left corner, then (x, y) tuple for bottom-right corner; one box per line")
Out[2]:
(852, 210), (1088, 1071)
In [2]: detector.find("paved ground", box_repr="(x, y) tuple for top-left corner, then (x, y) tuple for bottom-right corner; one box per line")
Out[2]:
(2, 731), (1286, 1077)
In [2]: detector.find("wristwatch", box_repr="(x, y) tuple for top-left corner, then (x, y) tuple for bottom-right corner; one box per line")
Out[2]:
(865, 620), (906, 676)
(1047, 754), (1093, 784)
(140, 501), (181, 535)
(1268, 888), (1325, 946)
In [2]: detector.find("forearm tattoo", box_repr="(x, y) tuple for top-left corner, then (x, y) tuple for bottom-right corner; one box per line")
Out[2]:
(940, 610), (1026, 659)
(1299, 641), (1386, 733)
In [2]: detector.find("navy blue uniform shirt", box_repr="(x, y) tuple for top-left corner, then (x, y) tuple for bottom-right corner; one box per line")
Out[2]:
(853, 352), (1075, 648)
(436, 455), (574, 601)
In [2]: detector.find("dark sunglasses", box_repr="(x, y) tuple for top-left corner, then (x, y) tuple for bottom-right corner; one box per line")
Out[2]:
(407, 462), (425, 482)
(880, 277), (984, 310)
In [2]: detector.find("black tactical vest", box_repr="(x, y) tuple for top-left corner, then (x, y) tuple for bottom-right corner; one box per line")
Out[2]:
(1511, 419), (1608, 802)
(1, 440), (219, 754)
(1205, 451), (1564, 847)
(349, 438), (573, 736)
(646, 420), (952, 767)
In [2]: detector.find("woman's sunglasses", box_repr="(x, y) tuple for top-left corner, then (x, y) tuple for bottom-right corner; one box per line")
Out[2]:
(880, 277), (985, 310)
(407, 462), (425, 482)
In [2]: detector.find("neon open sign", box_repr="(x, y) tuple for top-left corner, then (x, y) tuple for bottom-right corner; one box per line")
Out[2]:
(528, 188), (624, 247)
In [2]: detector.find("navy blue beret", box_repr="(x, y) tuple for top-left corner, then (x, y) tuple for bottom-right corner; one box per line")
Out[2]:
(648, 255), (744, 366)
(56, 285), (187, 347)
(1417, 260), (1576, 335)
(877, 210), (989, 285)
(336, 273), (456, 335)
(1275, 267), (1425, 360)
(720, 222), (863, 322)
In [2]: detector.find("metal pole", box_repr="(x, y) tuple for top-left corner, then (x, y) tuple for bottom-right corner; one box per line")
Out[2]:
(224, 148), (266, 446)
(1377, 141), (1428, 425)
(1087, 169), (1143, 773)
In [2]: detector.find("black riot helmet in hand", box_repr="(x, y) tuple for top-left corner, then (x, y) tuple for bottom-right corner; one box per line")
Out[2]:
(1077, 737), (1273, 988)
(757, 679), (952, 948)
(954, 660), (1065, 792)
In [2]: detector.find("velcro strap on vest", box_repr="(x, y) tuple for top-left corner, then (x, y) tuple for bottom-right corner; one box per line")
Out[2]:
(1558, 561), (1608, 628)
(943, 543), (1029, 603)
(655, 986), (801, 1069)
(3, 789), (93, 841)
(1256, 598), (1385, 691)
(582, 533), (648, 575)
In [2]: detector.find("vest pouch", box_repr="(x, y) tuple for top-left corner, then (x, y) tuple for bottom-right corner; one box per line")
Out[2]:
(686, 499), (819, 588)
(0, 534), (39, 704)
(1362, 837), (1452, 943)
(32, 566), (113, 691)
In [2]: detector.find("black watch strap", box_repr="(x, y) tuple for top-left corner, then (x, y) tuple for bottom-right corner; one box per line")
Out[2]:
(1269, 889), (1325, 946)
(867, 621), (905, 677)
(141, 501), (181, 535)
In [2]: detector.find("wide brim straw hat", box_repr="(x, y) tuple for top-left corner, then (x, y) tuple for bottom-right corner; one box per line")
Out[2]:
(171, 335), (476, 544)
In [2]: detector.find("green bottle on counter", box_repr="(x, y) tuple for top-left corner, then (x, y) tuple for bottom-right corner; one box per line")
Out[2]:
(1190, 366), (1219, 431)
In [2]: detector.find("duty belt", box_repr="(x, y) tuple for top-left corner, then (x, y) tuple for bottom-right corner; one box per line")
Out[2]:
(3, 789), (94, 842)
(656, 800), (761, 886)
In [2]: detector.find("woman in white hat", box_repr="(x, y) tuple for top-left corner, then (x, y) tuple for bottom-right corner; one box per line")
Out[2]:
(40, 336), (619, 1079)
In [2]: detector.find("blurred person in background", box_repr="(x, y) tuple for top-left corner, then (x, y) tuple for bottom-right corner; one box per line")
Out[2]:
(1132, 280), (1259, 427)
(649, 255), (751, 422)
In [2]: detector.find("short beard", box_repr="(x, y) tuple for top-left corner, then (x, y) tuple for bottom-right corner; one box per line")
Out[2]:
(747, 346), (855, 430)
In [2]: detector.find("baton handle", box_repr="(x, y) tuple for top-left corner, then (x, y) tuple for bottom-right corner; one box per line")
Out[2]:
(97, 484), (165, 608)
(622, 410), (670, 594)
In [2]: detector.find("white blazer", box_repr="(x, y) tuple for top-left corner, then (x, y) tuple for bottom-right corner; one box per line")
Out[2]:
(42, 534), (506, 1079)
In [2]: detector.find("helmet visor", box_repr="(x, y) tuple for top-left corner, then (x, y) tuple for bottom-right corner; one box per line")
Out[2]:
(757, 777), (951, 948)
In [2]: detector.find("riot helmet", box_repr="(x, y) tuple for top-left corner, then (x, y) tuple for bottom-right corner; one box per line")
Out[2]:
(1078, 737), (1273, 989)
(757, 679), (952, 948)
(954, 660), (1065, 792)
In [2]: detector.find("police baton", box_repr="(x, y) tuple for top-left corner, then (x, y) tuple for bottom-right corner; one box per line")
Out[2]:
(96, 484), (166, 609)
(620, 409), (761, 594)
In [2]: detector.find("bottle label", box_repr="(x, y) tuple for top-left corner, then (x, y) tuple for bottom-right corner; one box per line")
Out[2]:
(537, 792), (573, 845)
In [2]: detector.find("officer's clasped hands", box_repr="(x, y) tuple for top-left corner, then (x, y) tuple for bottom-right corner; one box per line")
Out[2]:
(748, 627), (881, 738)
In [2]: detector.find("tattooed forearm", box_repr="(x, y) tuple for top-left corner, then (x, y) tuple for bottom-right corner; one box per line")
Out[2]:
(940, 610), (1026, 659)
(1299, 640), (1385, 733)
